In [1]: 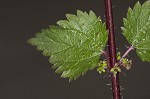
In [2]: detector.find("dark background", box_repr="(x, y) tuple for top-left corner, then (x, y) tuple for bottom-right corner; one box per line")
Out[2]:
(0, 0), (150, 99)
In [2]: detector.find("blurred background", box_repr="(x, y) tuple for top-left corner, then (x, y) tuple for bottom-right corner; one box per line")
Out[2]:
(0, 0), (149, 99)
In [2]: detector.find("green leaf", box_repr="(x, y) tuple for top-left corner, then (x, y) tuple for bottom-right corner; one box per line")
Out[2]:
(28, 10), (108, 81)
(122, 1), (150, 62)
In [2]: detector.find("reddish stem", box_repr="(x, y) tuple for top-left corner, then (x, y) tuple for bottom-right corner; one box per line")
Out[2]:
(104, 0), (121, 99)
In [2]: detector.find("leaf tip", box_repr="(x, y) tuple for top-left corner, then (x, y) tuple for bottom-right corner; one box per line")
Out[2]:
(27, 38), (38, 46)
(136, 1), (141, 5)
(89, 10), (95, 15)
(134, 1), (142, 9)
(77, 10), (83, 13)
(77, 10), (85, 16)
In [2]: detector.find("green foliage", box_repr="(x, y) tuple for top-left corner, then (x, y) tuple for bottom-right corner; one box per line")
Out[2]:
(122, 1), (150, 62)
(28, 10), (108, 81)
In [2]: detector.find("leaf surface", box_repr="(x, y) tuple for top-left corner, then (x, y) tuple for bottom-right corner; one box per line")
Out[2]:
(122, 1), (150, 61)
(28, 10), (108, 80)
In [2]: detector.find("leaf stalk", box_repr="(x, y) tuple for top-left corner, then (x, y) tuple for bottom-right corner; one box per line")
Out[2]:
(120, 45), (134, 62)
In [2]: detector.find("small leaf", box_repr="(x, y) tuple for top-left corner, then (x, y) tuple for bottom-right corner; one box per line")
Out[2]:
(122, 1), (150, 62)
(28, 10), (108, 81)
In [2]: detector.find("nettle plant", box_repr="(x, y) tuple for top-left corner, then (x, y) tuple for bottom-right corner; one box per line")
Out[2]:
(28, 0), (150, 99)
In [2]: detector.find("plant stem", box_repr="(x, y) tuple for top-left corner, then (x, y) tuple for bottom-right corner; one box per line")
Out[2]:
(104, 0), (121, 99)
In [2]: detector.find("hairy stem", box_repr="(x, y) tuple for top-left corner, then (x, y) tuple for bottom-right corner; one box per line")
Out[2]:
(104, 0), (121, 99)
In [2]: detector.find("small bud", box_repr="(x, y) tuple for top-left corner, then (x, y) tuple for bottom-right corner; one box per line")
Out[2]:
(110, 66), (121, 75)
(97, 60), (107, 74)
(117, 52), (121, 61)
(121, 58), (132, 70)
(110, 68), (115, 73)
(102, 61), (107, 67)
(116, 67), (121, 72)
(126, 60), (132, 70)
